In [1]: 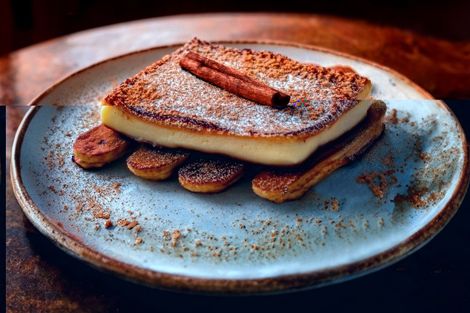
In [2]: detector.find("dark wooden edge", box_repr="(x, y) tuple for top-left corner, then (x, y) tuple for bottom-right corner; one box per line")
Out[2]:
(10, 40), (470, 294)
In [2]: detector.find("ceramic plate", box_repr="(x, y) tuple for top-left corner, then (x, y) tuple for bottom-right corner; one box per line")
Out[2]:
(11, 41), (469, 294)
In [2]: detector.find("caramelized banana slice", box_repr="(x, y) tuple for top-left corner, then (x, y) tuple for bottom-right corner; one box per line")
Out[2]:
(127, 145), (189, 180)
(252, 101), (386, 203)
(73, 124), (131, 169)
(178, 158), (244, 193)
(72, 157), (108, 169)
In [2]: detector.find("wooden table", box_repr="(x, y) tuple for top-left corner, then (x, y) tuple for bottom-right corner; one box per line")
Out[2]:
(4, 13), (470, 312)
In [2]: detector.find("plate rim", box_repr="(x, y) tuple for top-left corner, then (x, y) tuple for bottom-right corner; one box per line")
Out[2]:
(11, 40), (470, 294)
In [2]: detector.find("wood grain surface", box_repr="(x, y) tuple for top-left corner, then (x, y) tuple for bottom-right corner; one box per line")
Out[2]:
(4, 13), (470, 313)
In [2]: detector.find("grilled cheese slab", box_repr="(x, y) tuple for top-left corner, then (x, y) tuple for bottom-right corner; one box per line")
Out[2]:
(252, 101), (386, 202)
(101, 38), (372, 166)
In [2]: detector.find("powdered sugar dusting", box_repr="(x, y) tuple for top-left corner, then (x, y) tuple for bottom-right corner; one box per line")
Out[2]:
(127, 145), (189, 170)
(178, 159), (244, 185)
(104, 38), (370, 137)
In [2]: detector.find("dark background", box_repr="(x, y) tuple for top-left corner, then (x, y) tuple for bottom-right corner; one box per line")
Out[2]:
(1, 0), (470, 55)
(0, 106), (5, 309)
(3, 1), (470, 312)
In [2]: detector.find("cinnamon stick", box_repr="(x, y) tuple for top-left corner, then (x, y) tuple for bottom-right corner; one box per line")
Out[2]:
(179, 51), (290, 107)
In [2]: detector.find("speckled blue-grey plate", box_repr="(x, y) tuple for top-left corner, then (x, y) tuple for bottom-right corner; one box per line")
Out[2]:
(11, 41), (469, 294)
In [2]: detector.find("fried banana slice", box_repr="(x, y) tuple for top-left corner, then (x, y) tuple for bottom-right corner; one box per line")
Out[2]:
(73, 124), (131, 169)
(252, 101), (387, 203)
(178, 158), (245, 193)
(127, 145), (189, 180)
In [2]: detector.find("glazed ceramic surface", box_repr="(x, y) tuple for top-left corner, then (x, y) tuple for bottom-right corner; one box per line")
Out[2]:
(11, 42), (468, 293)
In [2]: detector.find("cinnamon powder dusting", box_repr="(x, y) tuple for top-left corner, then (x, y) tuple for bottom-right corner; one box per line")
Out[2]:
(104, 38), (370, 138)
(178, 159), (244, 185)
(394, 187), (429, 208)
(357, 170), (397, 199)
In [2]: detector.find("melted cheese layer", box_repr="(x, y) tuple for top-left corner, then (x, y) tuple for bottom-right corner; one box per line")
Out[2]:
(101, 100), (372, 166)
